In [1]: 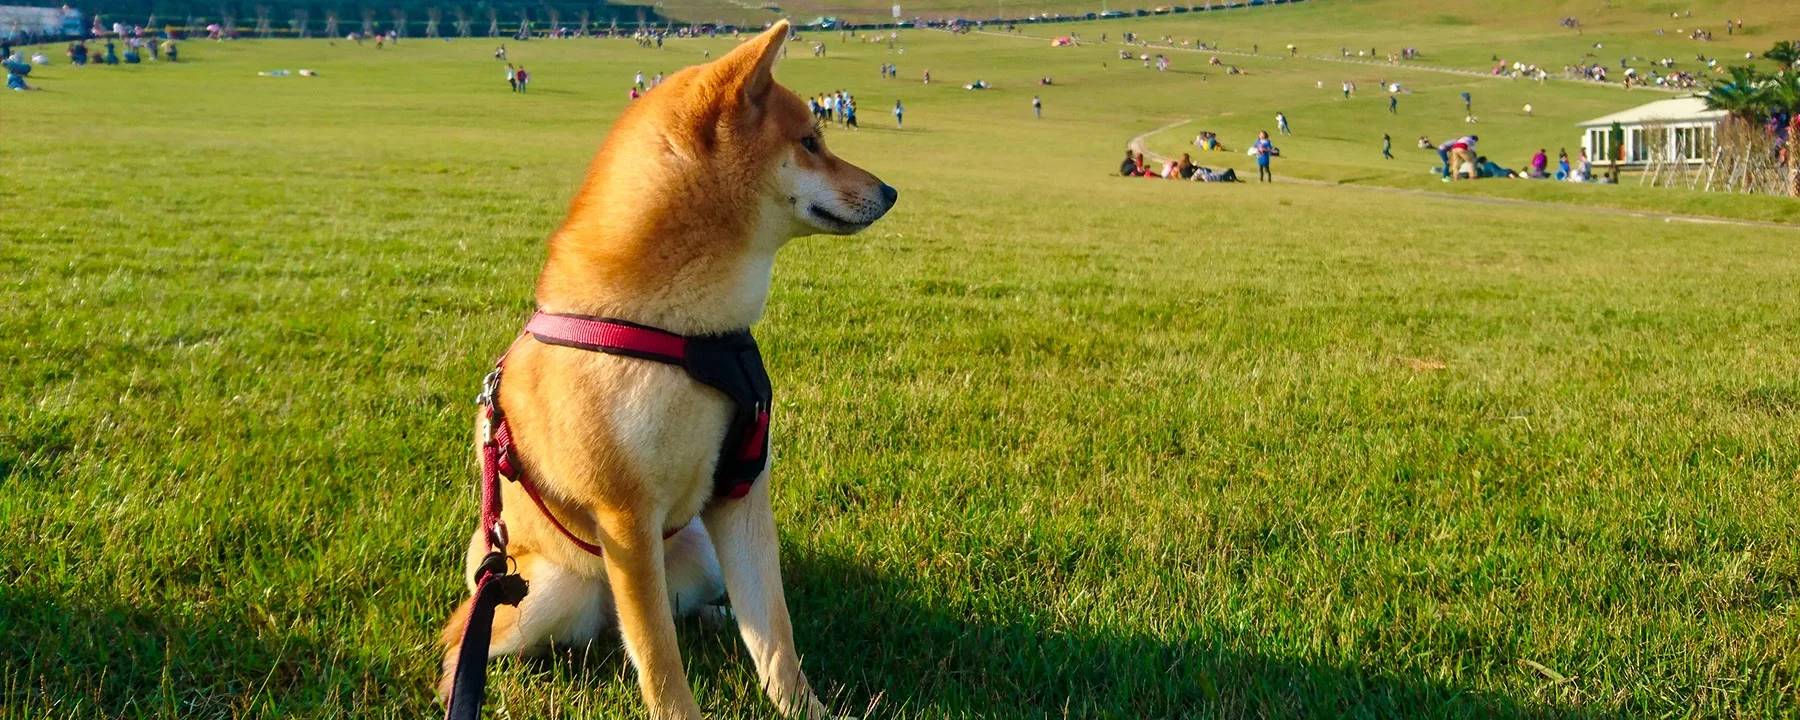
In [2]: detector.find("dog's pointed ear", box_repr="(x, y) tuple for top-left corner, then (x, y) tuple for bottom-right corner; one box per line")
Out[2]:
(706, 20), (788, 109)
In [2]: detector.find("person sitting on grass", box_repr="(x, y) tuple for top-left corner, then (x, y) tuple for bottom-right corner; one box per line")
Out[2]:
(1195, 132), (1229, 152)
(6, 62), (36, 91)
(1131, 152), (1161, 179)
(1138, 153), (1159, 178)
(1119, 149), (1142, 177)
(1177, 153), (1196, 179)
(1568, 150), (1592, 182)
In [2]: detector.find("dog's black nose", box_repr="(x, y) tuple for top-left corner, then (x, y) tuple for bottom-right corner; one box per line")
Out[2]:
(878, 183), (898, 207)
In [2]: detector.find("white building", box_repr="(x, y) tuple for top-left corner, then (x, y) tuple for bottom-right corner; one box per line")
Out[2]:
(1577, 96), (1726, 166)
(0, 5), (81, 39)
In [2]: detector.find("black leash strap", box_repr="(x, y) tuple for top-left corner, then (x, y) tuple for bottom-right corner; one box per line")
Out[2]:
(444, 559), (528, 719)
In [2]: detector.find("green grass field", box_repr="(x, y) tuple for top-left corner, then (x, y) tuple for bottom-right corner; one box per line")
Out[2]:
(5, 1), (1800, 718)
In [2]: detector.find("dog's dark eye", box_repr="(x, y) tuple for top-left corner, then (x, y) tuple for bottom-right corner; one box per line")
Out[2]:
(800, 136), (820, 154)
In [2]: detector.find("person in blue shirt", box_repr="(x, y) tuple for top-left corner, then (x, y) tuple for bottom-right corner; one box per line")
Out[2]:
(1253, 131), (1277, 182)
(6, 63), (33, 91)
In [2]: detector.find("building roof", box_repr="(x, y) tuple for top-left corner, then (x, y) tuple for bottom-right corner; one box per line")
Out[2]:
(1576, 96), (1726, 128)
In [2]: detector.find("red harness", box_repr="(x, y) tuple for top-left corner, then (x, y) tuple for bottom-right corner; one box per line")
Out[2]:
(446, 311), (772, 720)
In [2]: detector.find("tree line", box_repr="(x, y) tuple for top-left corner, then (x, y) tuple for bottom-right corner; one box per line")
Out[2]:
(73, 0), (677, 34)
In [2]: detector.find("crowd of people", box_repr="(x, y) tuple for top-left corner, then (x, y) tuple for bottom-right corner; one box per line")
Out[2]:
(1119, 150), (1239, 183)
(1420, 134), (1598, 183)
(1112, 124), (1286, 184)
(3, 25), (181, 91)
(52, 33), (178, 67)
(809, 90), (860, 129)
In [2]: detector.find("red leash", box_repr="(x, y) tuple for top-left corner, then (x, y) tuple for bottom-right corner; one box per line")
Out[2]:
(444, 311), (773, 720)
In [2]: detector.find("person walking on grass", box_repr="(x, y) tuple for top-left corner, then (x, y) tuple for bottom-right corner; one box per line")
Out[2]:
(516, 66), (529, 93)
(893, 100), (904, 129)
(1389, 94), (1398, 114)
(1382, 133), (1393, 159)
(1032, 95), (1042, 118)
(507, 63), (518, 91)
(1254, 130), (1277, 182)
(1276, 112), (1291, 135)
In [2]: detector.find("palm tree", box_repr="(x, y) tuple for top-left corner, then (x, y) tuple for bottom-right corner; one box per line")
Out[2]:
(1765, 72), (1800, 114)
(1764, 40), (1800, 73)
(1704, 65), (1770, 124)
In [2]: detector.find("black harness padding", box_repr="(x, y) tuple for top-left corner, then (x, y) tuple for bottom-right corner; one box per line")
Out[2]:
(681, 330), (774, 498)
(529, 318), (772, 499)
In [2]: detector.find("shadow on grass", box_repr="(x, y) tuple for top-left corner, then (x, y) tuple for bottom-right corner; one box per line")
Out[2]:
(775, 549), (1621, 720)
(0, 587), (408, 717)
(2, 553), (1619, 717)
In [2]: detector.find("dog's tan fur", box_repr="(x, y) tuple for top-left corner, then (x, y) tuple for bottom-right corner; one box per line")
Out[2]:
(435, 21), (894, 720)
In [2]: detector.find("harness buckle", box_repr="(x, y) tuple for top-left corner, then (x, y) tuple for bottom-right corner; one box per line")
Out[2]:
(475, 367), (504, 408)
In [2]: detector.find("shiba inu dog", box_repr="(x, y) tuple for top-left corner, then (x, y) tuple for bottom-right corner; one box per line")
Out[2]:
(435, 19), (896, 720)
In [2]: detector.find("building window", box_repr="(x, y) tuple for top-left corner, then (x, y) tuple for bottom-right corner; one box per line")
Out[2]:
(1627, 128), (1651, 163)
(1673, 126), (1713, 161)
(1588, 128), (1611, 163)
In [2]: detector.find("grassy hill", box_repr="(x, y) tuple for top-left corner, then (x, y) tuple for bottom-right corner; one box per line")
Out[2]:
(4, 1), (1798, 718)
(659, 0), (1800, 33)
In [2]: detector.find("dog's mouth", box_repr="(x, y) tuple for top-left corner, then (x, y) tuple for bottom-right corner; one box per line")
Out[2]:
(807, 203), (871, 233)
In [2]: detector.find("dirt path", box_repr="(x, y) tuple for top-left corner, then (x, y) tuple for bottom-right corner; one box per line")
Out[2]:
(1125, 121), (1796, 232)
